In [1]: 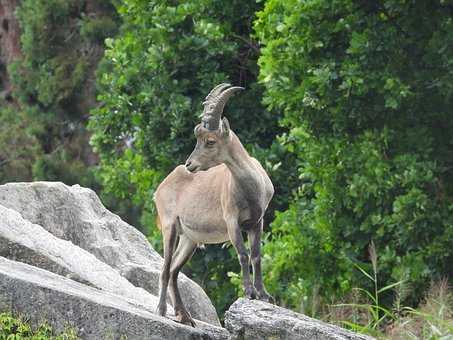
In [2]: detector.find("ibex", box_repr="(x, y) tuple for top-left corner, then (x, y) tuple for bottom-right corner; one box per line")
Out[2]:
(154, 83), (274, 326)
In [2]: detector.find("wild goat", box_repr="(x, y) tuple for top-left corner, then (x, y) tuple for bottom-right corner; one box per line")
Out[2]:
(154, 83), (274, 326)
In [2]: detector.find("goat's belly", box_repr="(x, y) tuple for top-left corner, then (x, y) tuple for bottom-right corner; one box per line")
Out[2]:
(179, 220), (229, 244)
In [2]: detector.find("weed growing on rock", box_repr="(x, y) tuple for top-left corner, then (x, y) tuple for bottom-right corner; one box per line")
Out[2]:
(0, 312), (78, 339)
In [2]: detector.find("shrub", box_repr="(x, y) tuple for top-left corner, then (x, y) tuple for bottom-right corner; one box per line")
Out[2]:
(256, 0), (453, 312)
(80, 16), (118, 43)
(0, 312), (78, 339)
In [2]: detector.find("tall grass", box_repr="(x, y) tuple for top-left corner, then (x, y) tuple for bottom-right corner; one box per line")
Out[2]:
(388, 279), (453, 339)
(328, 242), (453, 339)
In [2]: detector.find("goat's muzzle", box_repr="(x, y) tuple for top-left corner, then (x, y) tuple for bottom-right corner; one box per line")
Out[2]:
(185, 160), (199, 173)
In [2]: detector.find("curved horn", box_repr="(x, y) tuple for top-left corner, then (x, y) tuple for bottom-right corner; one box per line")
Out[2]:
(213, 86), (244, 113)
(201, 84), (243, 130)
(204, 83), (231, 103)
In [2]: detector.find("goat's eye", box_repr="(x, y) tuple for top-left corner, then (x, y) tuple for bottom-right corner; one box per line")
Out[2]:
(206, 139), (216, 146)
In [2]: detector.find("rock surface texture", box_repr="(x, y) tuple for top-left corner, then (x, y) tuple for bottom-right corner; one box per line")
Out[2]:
(0, 257), (228, 340)
(225, 298), (375, 340)
(0, 181), (219, 326)
(0, 205), (172, 315)
(0, 181), (374, 340)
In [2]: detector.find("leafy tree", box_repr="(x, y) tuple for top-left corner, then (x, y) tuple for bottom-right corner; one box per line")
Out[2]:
(1, 0), (118, 192)
(256, 0), (453, 313)
(0, 107), (42, 183)
(89, 0), (286, 315)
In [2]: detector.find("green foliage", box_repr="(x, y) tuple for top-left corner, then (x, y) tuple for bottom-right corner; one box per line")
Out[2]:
(90, 0), (280, 187)
(399, 281), (453, 340)
(0, 312), (78, 339)
(0, 107), (42, 183)
(256, 0), (453, 314)
(1, 0), (119, 195)
(89, 0), (283, 315)
(334, 242), (404, 335)
(329, 253), (453, 339)
(12, 0), (88, 108)
(80, 16), (118, 44)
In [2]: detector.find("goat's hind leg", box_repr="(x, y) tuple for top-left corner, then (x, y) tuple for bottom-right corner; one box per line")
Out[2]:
(156, 218), (178, 317)
(169, 234), (197, 326)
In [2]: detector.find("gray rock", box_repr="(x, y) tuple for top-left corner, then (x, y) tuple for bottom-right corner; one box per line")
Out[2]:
(0, 204), (173, 315)
(0, 257), (228, 340)
(0, 181), (220, 326)
(225, 298), (375, 340)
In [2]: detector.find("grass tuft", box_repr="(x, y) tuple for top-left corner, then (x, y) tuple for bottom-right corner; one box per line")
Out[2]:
(328, 241), (453, 339)
(0, 312), (79, 339)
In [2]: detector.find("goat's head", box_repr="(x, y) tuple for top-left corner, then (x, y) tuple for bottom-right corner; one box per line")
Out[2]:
(185, 83), (243, 173)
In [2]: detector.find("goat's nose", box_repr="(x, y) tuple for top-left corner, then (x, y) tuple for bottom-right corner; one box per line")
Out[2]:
(185, 160), (192, 168)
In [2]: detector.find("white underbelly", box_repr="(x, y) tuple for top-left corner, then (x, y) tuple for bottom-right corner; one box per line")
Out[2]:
(180, 220), (229, 244)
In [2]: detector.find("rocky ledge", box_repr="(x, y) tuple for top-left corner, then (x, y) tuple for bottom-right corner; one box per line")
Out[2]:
(0, 257), (227, 340)
(0, 181), (218, 326)
(0, 182), (373, 339)
(225, 298), (374, 340)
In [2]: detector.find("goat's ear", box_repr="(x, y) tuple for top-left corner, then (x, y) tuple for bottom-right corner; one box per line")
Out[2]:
(221, 117), (230, 137)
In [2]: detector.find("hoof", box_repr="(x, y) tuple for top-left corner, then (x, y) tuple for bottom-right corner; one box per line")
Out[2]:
(244, 286), (257, 300)
(155, 304), (167, 317)
(257, 291), (274, 304)
(175, 310), (196, 327)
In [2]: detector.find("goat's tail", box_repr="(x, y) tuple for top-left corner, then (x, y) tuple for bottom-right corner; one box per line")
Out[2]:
(155, 213), (162, 230)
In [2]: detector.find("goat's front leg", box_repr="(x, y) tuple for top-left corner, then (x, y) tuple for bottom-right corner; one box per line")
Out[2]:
(248, 219), (273, 303)
(226, 218), (255, 299)
(156, 218), (178, 317)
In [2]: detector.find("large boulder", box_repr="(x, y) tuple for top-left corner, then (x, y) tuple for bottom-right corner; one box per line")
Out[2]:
(0, 182), (220, 326)
(0, 181), (375, 340)
(0, 257), (228, 340)
(0, 204), (172, 315)
(225, 298), (374, 340)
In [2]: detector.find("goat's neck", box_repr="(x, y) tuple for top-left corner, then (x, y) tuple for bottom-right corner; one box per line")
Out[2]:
(223, 132), (262, 201)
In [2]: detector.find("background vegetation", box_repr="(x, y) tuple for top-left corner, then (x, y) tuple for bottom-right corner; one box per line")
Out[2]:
(1, 0), (452, 337)
(0, 312), (78, 339)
